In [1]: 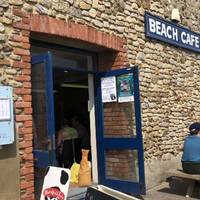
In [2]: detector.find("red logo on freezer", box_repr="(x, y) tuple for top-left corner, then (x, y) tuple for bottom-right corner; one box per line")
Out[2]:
(43, 187), (65, 200)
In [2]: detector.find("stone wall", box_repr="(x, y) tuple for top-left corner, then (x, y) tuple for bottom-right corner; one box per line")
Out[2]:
(0, 0), (200, 198)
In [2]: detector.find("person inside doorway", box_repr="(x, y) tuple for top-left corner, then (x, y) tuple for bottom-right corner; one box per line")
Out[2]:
(56, 118), (80, 168)
(71, 115), (90, 150)
(181, 122), (200, 174)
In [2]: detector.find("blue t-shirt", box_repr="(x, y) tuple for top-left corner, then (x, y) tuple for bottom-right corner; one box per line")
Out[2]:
(182, 135), (200, 163)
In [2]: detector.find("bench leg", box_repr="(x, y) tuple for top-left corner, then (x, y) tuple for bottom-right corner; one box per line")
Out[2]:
(186, 180), (195, 198)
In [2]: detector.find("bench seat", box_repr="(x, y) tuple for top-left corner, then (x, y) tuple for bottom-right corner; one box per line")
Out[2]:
(168, 169), (200, 198)
(168, 169), (200, 181)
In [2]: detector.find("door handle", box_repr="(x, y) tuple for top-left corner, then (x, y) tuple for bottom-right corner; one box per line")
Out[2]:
(47, 138), (51, 151)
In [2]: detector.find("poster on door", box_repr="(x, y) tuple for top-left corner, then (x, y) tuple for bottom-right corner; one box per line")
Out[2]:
(40, 166), (71, 200)
(101, 76), (117, 103)
(117, 73), (134, 103)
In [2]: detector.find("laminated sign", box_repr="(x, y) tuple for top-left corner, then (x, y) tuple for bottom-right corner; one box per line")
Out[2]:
(117, 73), (134, 103)
(101, 76), (117, 103)
(40, 166), (71, 200)
(0, 98), (11, 120)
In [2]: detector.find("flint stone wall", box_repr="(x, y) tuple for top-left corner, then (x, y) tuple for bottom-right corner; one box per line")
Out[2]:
(0, 0), (200, 197)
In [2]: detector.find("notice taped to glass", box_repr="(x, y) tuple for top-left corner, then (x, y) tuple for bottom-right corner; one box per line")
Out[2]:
(101, 76), (117, 103)
(117, 73), (134, 103)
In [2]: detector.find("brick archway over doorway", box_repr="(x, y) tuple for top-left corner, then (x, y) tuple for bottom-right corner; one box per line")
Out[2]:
(12, 8), (128, 200)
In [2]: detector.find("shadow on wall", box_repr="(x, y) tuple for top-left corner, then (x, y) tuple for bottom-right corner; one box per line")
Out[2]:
(0, 124), (20, 200)
(0, 141), (18, 159)
(145, 154), (182, 189)
(0, 124), (18, 159)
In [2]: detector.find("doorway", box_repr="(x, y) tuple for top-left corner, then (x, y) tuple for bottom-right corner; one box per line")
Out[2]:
(31, 39), (145, 199)
(31, 43), (97, 199)
(53, 70), (90, 168)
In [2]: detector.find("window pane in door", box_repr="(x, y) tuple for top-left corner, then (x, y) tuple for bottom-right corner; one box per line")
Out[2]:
(103, 102), (136, 138)
(31, 46), (94, 72)
(32, 63), (48, 151)
(105, 150), (139, 182)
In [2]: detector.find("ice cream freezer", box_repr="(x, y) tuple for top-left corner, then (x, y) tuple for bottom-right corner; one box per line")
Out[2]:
(85, 185), (141, 200)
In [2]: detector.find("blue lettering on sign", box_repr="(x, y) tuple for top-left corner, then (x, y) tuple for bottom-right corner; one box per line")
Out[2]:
(145, 12), (200, 53)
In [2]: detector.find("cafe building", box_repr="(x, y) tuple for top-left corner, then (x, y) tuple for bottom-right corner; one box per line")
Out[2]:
(0, 0), (200, 199)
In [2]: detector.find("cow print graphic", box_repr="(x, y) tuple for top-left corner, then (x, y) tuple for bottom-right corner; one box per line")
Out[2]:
(60, 170), (69, 185)
(40, 167), (70, 200)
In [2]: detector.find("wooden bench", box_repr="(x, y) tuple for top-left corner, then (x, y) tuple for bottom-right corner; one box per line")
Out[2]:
(168, 169), (200, 198)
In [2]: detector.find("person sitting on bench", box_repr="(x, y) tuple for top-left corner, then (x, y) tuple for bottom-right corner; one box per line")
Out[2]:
(181, 122), (200, 174)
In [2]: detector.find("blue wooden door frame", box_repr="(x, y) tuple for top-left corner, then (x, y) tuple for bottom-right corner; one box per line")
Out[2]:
(95, 66), (146, 195)
(31, 51), (56, 168)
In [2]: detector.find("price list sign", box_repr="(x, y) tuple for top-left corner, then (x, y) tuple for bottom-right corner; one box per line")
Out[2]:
(0, 98), (11, 121)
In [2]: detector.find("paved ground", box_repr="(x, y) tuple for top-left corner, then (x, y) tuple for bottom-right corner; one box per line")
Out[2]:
(141, 179), (200, 200)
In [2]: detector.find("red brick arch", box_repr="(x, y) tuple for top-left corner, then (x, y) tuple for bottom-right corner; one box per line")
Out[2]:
(13, 9), (126, 52)
(12, 8), (128, 200)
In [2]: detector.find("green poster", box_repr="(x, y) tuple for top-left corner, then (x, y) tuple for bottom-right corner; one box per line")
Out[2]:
(117, 73), (134, 103)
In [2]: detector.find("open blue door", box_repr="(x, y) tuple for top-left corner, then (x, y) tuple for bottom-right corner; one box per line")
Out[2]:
(31, 52), (56, 168)
(95, 66), (145, 195)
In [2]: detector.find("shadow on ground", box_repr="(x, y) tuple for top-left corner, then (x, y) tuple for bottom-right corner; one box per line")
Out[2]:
(160, 179), (199, 198)
(141, 179), (200, 200)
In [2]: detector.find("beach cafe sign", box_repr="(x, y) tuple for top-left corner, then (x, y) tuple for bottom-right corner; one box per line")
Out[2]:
(145, 12), (200, 53)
